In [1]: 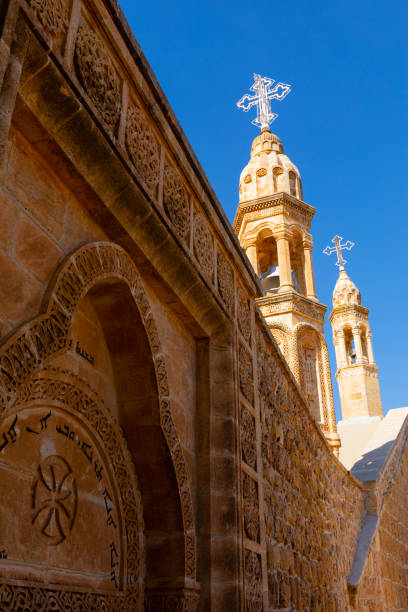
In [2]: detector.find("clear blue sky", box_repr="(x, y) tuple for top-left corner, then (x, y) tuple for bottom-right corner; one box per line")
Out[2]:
(119, 0), (408, 419)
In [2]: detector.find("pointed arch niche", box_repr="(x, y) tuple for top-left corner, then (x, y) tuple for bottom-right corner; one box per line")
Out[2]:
(0, 242), (198, 611)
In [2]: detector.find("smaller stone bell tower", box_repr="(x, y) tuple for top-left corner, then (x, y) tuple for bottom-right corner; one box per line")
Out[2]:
(330, 267), (383, 422)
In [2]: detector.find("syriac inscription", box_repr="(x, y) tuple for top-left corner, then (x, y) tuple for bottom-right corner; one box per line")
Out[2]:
(0, 407), (120, 590)
(75, 341), (95, 364)
(56, 421), (103, 481)
(0, 415), (17, 451)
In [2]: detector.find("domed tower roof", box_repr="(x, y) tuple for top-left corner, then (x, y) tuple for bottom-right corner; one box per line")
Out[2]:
(333, 269), (361, 308)
(239, 128), (303, 203)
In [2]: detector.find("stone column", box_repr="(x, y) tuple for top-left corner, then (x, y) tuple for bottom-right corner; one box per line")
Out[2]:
(336, 330), (347, 366)
(366, 331), (375, 364)
(303, 238), (317, 300)
(275, 230), (294, 292)
(333, 337), (341, 369)
(352, 326), (365, 363)
(244, 239), (258, 276)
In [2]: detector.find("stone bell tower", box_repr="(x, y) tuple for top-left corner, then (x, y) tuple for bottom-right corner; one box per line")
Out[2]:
(233, 125), (339, 454)
(329, 266), (383, 422)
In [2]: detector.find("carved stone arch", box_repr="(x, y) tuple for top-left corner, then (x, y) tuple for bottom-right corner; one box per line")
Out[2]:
(0, 241), (198, 608)
(1, 366), (143, 610)
(268, 322), (292, 366)
(254, 221), (276, 241)
(294, 322), (328, 424)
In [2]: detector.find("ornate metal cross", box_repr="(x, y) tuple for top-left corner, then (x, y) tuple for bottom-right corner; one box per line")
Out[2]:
(323, 235), (355, 269)
(237, 73), (291, 130)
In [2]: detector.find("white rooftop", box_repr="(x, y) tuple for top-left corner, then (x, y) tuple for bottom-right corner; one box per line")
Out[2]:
(338, 407), (408, 481)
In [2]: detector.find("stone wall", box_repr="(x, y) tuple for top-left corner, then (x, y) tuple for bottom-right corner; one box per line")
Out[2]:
(252, 318), (364, 610)
(355, 423), (408, 611)
(0, 0), (406, 610)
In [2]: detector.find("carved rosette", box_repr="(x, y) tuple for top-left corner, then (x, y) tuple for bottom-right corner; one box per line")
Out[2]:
(243, 473), (260, 542)
(13, 368), (144, 607)
(193, 211), (214, 281)
(163, 164), (190, 240)
(125, 104), (160, 189)
(74, 24), (122, 132)
(244, 550), (263, 611)
(26, 0), (69, 36)
(239, 345), (254, 405)
(241, 406), (256, 469)
(217, 251), (234, 314)
(237, 285), (251, 344)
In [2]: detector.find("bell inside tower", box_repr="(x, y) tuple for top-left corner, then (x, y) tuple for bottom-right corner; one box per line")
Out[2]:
(258, 235), (280, 294)
(344, 328), (357, 364)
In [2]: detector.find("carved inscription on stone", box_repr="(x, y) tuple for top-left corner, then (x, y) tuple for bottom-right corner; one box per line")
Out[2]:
(125, 104), (160, 189)
(74, 24), (122, 132)
(163, 164), (190, 240)
(32, 455), (78, 546)
(27, 0), (69, 36)
(0, 406), (121, 592)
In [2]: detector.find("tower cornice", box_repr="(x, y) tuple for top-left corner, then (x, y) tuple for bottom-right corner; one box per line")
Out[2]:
(258, 290), (327, 324)
(329, 304), (369, 323)
(233, 192), (315, 234)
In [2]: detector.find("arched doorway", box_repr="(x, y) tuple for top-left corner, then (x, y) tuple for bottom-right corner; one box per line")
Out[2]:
(0, 242), (198, 610)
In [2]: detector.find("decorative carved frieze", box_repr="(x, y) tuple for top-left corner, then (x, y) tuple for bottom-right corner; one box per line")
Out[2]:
(258, 293), (326, 323)
(233, 192), (315, 234)
(26, 0), (69, 36)
(237, 284), (251, 344)
(125, 103), (160, 189)
(163, 164), (190, 240)
(244, 550), (263, 611)
(0, 583), (131, 612)
(74, 24), (122, 132)
(217, 250), (234, 314)
(145, 589), (200, 612)
(243, 472), (260, 542)
(239, 344), (254, 405)
(193, 211), (214, 281)
(241, 406), (257, 469)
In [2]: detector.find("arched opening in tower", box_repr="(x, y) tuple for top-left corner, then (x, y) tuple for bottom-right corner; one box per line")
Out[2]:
(258, 234), (280, 294)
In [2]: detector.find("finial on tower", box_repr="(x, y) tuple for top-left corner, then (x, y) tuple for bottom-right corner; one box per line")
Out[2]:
(323, 235), (355, 271)
(237, 73), (292, 130)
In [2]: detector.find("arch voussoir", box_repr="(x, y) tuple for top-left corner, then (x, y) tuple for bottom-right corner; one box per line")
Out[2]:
(0, 241), (197, 590)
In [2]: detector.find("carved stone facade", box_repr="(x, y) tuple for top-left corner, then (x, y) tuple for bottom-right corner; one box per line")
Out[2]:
(163, 163), (190, 240)
(74, 23), (122, 133)
(27, 0), (69, 36)
(125, 103), (160, 190)
(0, 0), (406, 610)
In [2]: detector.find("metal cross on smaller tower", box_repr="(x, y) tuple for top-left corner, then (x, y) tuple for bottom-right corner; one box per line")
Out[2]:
(323, 235), (355, 269)
(237, 73), (291, 130)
